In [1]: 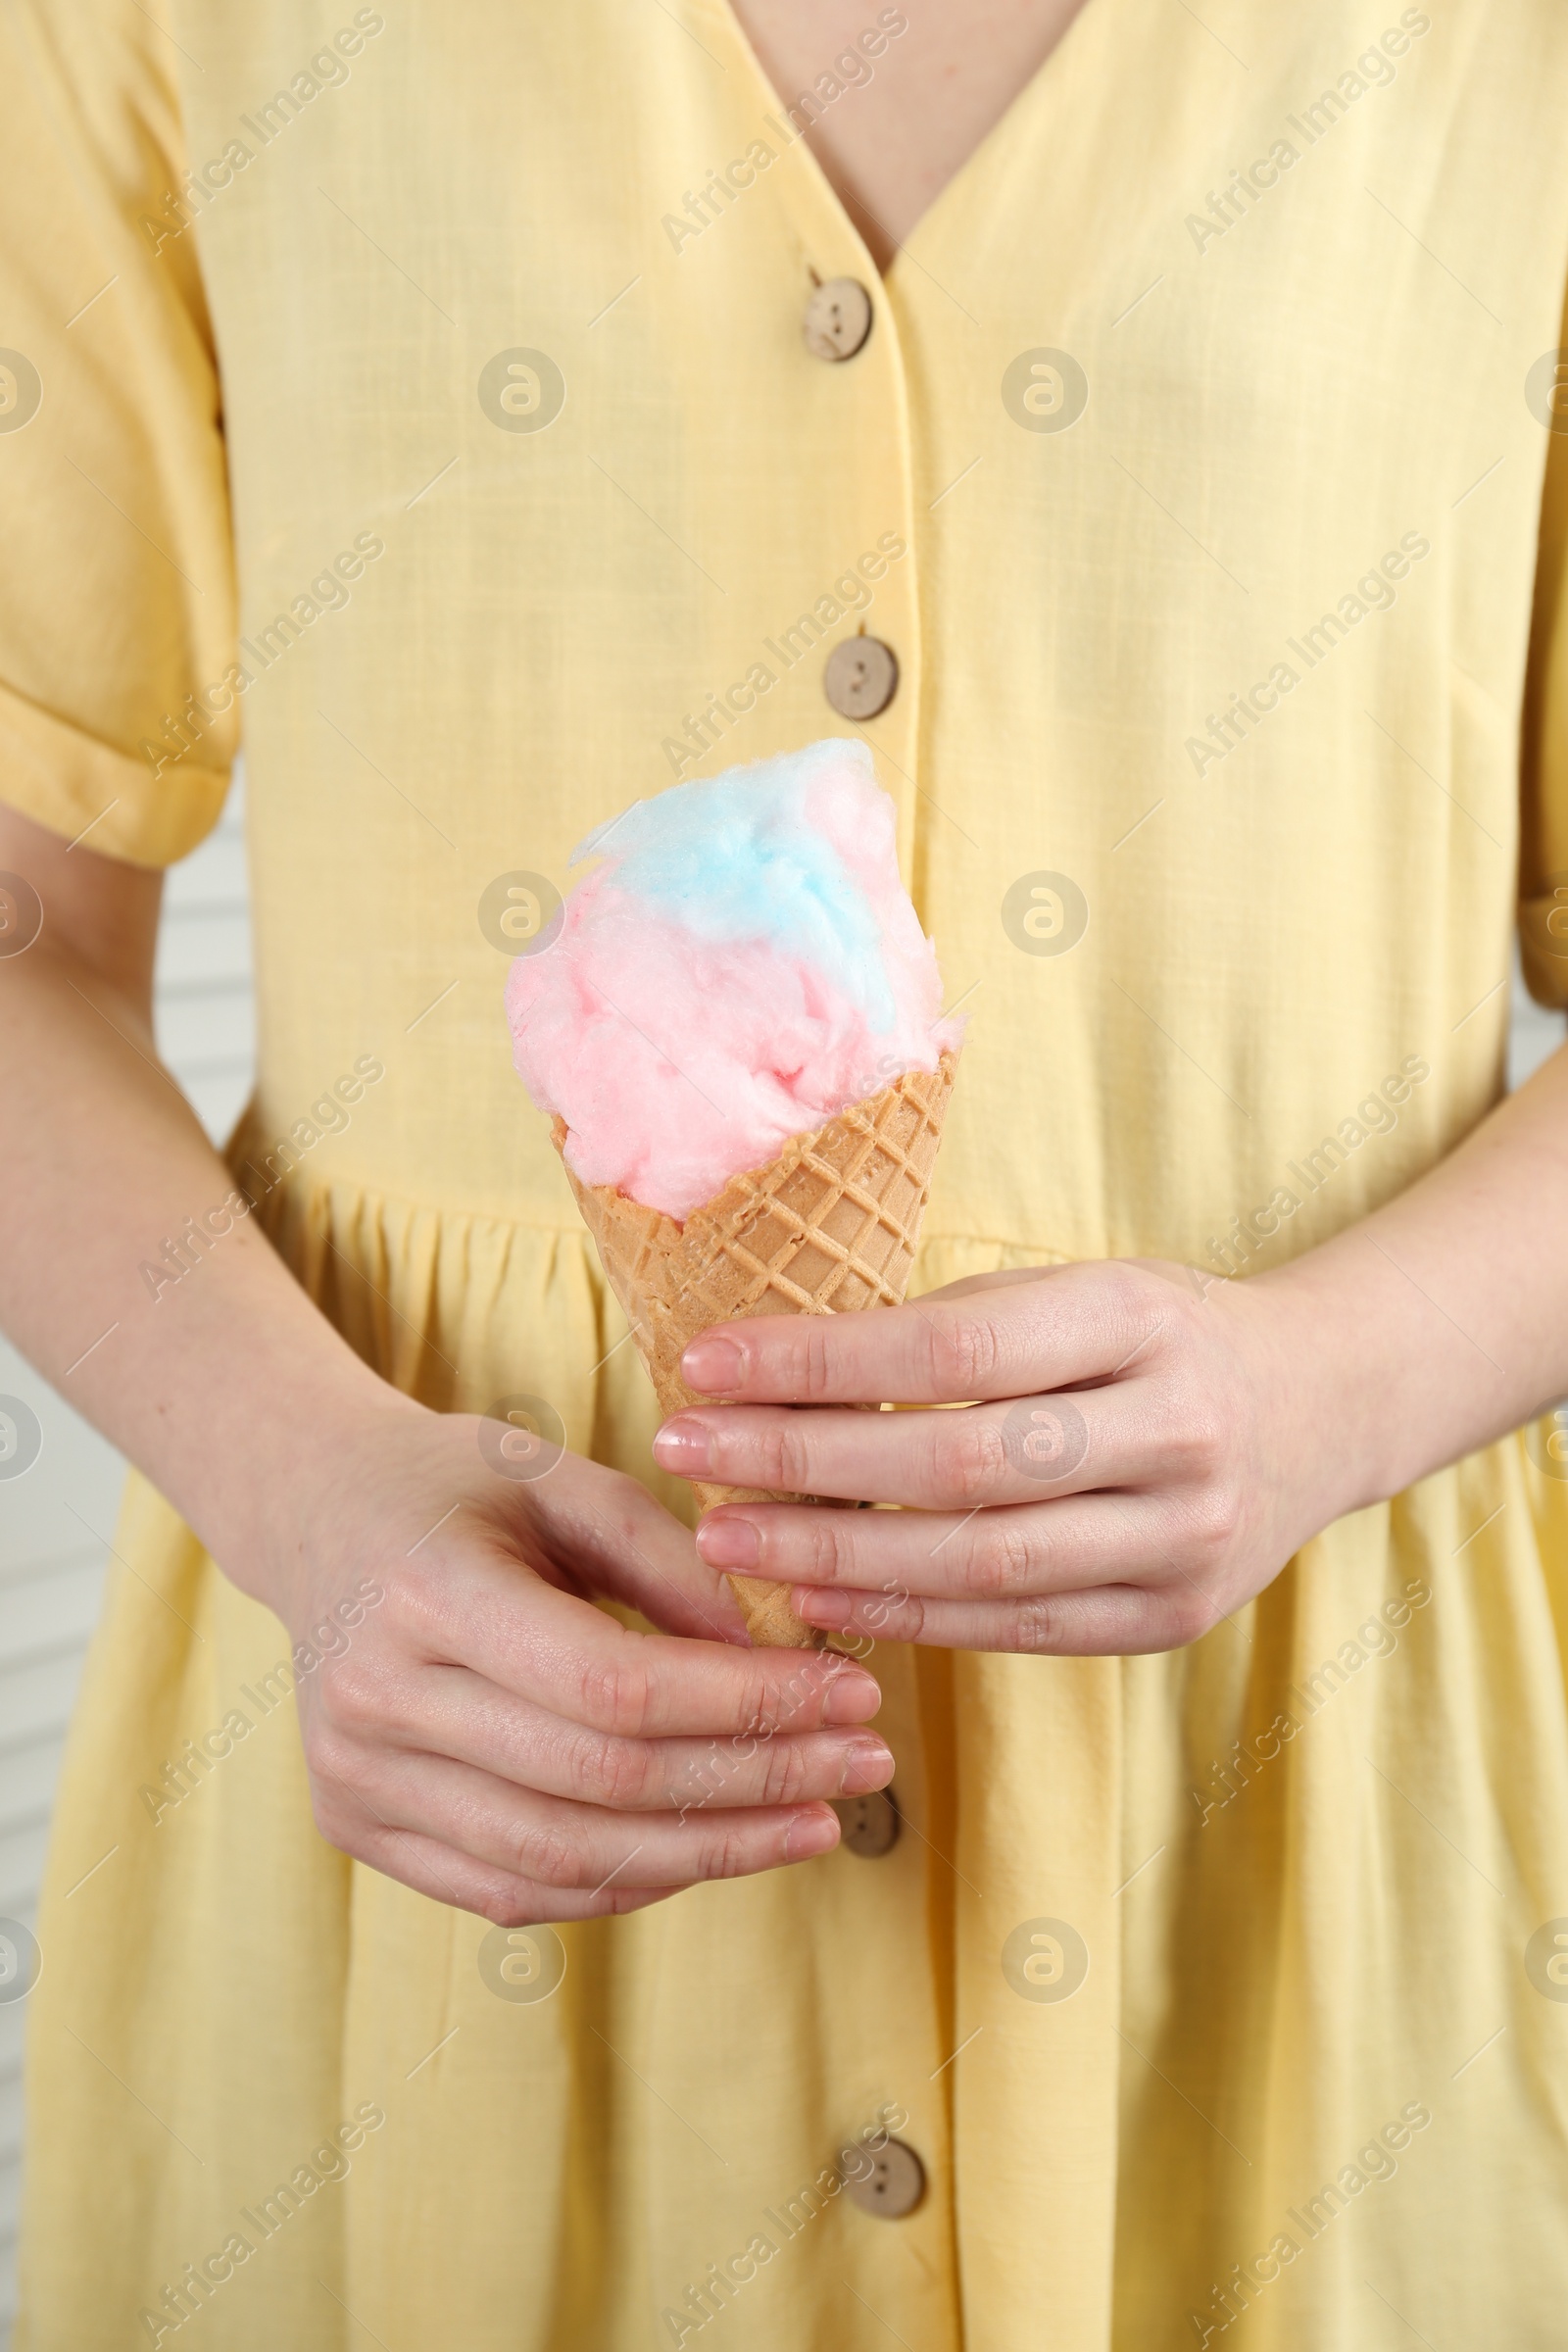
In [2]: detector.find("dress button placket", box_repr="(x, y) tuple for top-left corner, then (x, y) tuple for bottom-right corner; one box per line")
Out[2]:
(798, 263), (916, 839)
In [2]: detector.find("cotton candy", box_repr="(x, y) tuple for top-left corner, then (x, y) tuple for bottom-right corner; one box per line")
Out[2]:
(505, 739), (964, 1219)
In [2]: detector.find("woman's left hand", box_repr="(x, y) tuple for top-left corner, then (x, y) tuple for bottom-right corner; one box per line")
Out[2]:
(651, 1260), (1363, 1654)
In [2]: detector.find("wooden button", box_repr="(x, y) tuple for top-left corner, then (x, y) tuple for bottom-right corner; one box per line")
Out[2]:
(833, 1787), (900, 1858)
(803, 277), (873, 362)
(824, 635), (898, 720)
(845, 2136), (926, 2220)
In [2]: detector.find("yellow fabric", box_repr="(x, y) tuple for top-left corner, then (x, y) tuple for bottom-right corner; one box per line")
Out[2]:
(8, 1), (1568, 2344)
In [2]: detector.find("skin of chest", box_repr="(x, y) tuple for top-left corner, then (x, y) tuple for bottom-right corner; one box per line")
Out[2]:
(724, 0), (1094, 263)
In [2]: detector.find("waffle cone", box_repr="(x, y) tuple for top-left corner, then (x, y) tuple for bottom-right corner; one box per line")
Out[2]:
(555, 1051), (959, 1646)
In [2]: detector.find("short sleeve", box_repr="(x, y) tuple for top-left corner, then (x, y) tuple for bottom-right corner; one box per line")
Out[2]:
(0, 0), (237, 867)
(1521, 278), (1568, 1007)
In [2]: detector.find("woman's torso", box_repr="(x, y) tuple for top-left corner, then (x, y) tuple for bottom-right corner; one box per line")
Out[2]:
(152, 0), (1568, 1288)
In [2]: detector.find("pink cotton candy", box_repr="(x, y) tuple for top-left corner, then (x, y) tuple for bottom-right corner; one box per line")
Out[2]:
(505, 741), (963, 1220)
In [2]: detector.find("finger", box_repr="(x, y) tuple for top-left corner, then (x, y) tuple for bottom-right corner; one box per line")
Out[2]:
(391, 1541), (884, 1740)
(311, 1768), (676, 1924)
(656, 1384), (1139, 1509)
(676, 1259), (1158, 1406)
(784, 1579), (1206, 1656)
(376, 1662), (896, 1812)
(344, 1742), (843, 1887)
(913, 1265), (1079, 1303)
(535, 1472), (754, 1646)
(349, 1817), (677, 1926)
(695, 1493), (1172, 1599)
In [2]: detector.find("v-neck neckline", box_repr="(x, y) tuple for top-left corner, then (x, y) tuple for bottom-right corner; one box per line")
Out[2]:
(704, 0), (1109, 282)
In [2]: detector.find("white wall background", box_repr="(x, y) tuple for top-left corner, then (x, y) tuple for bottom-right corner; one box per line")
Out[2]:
(0, 776), (254, 2341)
(0, 798), (1561, 2336)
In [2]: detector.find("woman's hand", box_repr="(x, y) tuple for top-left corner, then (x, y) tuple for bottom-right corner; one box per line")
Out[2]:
(654, 1040), (1568, 1656)
(0, 808), (896, 1930)
(651, 1259), (1362, 1655)
(245, 1395), (891, 1924)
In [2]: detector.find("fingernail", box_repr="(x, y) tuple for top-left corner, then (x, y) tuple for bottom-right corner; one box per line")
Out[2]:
(696, 1514), (760, 1569)
(821, 1665), (881, 1724)
(652, 1416), (713, 1474)
(796, 1589), (853, 1629)
(785, 1805), (840, 1861)
(681, 1335), (745, 1395)
(838, 1739), (895, 1795)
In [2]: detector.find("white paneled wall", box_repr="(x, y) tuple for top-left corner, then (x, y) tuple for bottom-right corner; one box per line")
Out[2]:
(1507, 942), (1566, 1093)
(0, 773), (255, 2341)
(0, 789), (1562, 2337)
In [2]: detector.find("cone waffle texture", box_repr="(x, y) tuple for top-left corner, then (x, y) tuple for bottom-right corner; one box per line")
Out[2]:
(555, 1051), (959, 1647)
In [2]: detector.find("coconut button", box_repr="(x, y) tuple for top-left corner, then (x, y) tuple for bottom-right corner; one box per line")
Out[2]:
(803, 275), (873, 361)
(824, 634), (899, 719)
(833, 1787), (901, 1857)
(845, 2137), (926, 2220)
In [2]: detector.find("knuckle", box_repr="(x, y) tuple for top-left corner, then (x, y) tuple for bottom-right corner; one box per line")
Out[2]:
(1181, 1405), (1228, 1478)
(869, 1588), (924, 1641)
(935, 1311), (1003, 1396)
(701, 1826), (753, 1883)
(475, 1887), (538, 1929)
(1189, 1484), (1243, 1557)
(1010, 1594), (1062, 1653)
(800, 1321), (836, 1402)
(574, 1654), (655, 1738)
(579, 1731), (653, 1808)
(754, 1417), (813, 1495)
(304, 1727), (364, 1800)
(474, 1877), (560, 1928)
(971, 1512), (1039, 1596)
(514, 1819), (583, 1890)
(946, 1412), (1011, 1503)
(374, 1561), (427, 1636)
(318, 1651), (384, 1732)
(757, 1738), (809, 1807)
(1103, 1262), (1173, 1363)
(1160, 1587), (1216, 1648)
(1161, 1369), (1228, 1473)
(805, 1512), (857, 1583)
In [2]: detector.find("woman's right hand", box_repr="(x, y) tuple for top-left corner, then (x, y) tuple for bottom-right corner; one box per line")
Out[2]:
(242, 1393), (893, 1925)
(0, 806), (888, 1925)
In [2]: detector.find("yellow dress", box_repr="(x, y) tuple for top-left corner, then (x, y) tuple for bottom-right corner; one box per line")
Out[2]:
(7, 1), (1568, 2343)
